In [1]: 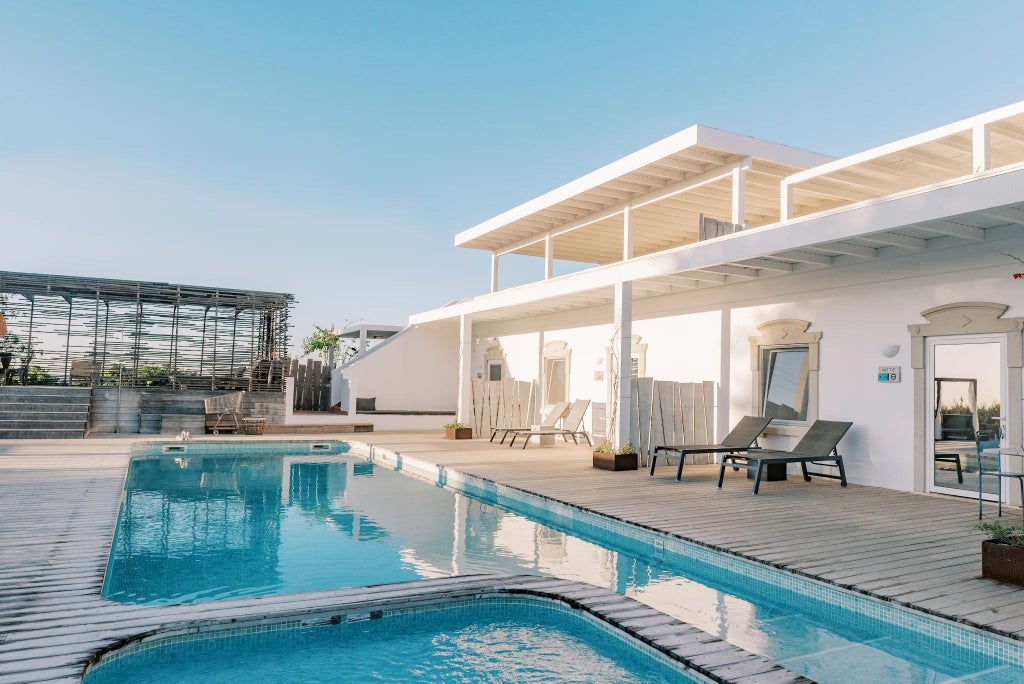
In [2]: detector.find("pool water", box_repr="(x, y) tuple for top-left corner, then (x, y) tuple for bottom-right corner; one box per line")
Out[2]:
(103, 447), (1024, 683)
(84, 600), (700, 683)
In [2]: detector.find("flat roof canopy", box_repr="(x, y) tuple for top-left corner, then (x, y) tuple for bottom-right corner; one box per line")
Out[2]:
(454, 125), (834, 264)
(0, 271), (293, 310)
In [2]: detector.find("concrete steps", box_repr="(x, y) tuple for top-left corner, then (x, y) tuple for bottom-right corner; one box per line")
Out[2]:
(0, 387), (91, 439)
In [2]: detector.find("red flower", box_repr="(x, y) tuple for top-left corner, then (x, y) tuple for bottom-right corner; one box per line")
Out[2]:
(1015, 273), (1024, 279)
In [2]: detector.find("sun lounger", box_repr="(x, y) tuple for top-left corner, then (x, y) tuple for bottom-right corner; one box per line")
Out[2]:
(508, 399), (592, 449)
(718, 420), (852, 494)
(651, 415), (772, 481)
(489, 401), (569, 444)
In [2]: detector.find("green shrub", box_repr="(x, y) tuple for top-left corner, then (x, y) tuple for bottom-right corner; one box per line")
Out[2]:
(443, 422), (467, 430)
(979, 521), (1024, 546)
(594, 439), (636, 455)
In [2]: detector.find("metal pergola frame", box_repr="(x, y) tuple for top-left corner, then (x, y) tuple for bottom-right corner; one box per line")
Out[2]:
(0, 271), (293, 388)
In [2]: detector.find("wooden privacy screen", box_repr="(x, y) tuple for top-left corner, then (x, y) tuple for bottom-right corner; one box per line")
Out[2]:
(630, 379), (716, 467)
(292, 360), (331, 412)
(470, 379), (535, 437)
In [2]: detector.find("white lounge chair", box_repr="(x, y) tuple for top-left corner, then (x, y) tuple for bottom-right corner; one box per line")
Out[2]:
(489, 401), (569, 444)
(509, 399), (592, 449)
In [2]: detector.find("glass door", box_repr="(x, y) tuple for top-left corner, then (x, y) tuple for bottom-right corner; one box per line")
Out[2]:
(926, 335), (1006, 499)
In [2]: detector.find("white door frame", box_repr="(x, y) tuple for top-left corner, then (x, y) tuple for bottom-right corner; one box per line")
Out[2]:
(925, 333), (1007, 499)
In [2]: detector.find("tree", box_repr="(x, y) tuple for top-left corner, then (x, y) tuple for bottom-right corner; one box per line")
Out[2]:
(302, 323), (356, 368)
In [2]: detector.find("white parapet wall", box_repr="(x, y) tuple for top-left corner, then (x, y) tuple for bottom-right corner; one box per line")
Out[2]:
(332, 321), (460, 430)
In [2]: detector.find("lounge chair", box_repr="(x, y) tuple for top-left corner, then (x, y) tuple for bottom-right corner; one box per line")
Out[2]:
(489, 401), (569, 444)
(650, 415), (772, 481)
(509, 399), (592, 449)
(718, 420), (852, 494)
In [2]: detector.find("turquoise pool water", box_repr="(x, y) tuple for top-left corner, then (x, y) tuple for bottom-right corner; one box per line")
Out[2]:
(102, 443), (1024, 683)
(85, 599), (702, 684)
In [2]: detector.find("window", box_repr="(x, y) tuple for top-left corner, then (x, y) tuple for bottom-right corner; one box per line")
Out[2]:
(487, 361), (503, 381)
(749, 319), (820, 427)
(761, 347), (810, 422)
(544, 357), (567, 404)
(543, 340), (571, 406)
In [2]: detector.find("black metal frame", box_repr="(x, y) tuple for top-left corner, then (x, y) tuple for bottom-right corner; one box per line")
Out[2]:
(0, 270), (292, 388)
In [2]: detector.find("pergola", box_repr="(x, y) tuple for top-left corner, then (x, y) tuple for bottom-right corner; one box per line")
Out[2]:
(0, 271), (293, 387)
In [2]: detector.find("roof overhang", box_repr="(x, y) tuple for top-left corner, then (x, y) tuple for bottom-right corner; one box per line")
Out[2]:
(454, 125), (835, 263)
(413, 164), (1024, 326)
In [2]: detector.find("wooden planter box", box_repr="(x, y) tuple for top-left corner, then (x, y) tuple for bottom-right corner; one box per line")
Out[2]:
(593, 450), (638, 471)
(444, 427), (473, 440)
(982, 540), (1024, 586)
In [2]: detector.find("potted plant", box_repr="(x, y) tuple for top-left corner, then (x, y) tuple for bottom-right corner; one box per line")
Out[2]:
(443, 422), (473, 440)
(979, 521), (1024, 586)
(593, 439), (638, 471)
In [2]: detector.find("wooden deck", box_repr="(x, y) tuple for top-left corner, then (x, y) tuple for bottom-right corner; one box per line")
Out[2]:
(1, 432), (1022, 682)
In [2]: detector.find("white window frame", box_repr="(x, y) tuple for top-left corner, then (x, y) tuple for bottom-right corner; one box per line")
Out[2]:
(749, 319), (820, 431)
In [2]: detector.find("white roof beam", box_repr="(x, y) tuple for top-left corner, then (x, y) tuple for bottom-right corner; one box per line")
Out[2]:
(634, 282), (676, 295)
(859, 232), (927, 250)
(979, 207), (1024, 226)
(813, 242), (878, 259)
(645, 274), (702, 288)
(651, 158), (709, 174)
(774, 250), (834, 266)
(698, 264), (759, 279)
(990, 120), (1024, 143)
(677, 148), (732, 165)
(916, 222), (986, 240)
(734, 258), (793, 272)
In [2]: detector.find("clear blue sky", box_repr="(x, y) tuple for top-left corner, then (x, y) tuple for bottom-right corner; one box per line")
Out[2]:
(2, 2), (1023, 352)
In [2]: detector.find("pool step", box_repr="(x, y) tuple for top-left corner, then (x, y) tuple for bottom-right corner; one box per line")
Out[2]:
(0, 386), (91, 439)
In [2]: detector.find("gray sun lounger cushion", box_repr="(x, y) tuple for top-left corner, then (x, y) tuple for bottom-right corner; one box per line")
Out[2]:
(718, 420), (853, 494)
(651, 415), (772, 481)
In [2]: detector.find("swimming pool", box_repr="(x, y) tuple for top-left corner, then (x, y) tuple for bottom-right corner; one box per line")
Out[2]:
(84, 597), (706, 684)
(103, 441), (1024, 683)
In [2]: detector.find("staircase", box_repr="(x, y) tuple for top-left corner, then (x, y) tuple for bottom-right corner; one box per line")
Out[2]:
(0, 386), (92, 439)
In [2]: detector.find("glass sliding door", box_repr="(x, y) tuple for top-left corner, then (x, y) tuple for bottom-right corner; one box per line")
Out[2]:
(926, 335), (1005, 499)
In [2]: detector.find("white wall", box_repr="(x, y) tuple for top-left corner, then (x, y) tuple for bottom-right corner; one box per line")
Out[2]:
(471, 234), (1024, 493)
(475, 311), (723, 438)
(337, 321), (459, 413)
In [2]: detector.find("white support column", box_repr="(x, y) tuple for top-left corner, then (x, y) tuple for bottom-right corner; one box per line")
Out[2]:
(613, 280), (633, 448)
(622, 205), (633, 260)
(780, 181), (793, 221)
(717, 308), (731, 446)
(490, 252), (499, 293)
(358, 327), (367, 354)
(544, 233), (553, 280)
(973, 124), (990, 174)
(535, 329), (545, 422)
(456, 315), (473, 427)
(731, 166), (745, 226)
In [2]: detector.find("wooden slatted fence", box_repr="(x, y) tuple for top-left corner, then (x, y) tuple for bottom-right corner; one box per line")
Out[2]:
(470, 379), (534, 438)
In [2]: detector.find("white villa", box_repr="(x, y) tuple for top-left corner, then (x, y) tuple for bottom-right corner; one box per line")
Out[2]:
(338, 99), (1024, 505)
